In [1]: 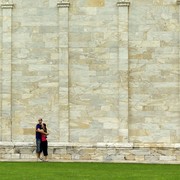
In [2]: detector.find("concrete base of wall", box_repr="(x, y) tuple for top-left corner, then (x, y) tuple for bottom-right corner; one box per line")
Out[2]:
(0, 142), (179, 164)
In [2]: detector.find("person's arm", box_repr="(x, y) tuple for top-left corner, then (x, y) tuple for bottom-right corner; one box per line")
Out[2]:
(36, 128), (49, 135)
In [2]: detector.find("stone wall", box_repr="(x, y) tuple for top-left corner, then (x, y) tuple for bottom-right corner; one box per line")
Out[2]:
(0, 142), (179, 163)
(0, 0), (179, 163)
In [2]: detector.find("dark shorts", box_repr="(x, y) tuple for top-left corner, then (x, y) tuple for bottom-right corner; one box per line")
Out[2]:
(36, 139), (41, 153)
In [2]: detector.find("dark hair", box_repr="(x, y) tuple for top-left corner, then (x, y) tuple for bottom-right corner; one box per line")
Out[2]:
(43, 123), (47, 133)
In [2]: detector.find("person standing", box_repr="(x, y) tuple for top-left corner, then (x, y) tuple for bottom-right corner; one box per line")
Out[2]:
(41, 123), (48, 162)
(35, 118), (48, 162)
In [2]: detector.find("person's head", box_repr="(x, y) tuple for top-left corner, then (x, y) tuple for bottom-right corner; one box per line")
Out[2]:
(42, 123), (46, 128)
(38, 118), (43, 125)
(42, 123), (47, 132)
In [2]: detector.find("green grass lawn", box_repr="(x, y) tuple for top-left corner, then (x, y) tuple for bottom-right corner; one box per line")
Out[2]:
(0, 162), (179, 180)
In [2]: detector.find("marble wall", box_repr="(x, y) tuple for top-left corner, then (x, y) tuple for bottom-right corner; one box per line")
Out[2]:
(0, 0), (179, 163)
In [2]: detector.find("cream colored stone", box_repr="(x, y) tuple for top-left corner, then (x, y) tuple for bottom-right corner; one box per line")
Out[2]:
(135, 156), (145, 161)
(125, 154), (135, 160)
(87, 0), (105, 7)
(0, 0), (179, 163)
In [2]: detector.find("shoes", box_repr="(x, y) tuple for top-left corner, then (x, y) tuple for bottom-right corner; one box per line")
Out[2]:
(37, 158), (43, 162)
(37, 157), (48, 162)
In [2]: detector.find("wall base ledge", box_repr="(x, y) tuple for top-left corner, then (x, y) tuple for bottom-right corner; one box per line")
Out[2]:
(0, 142), (179, 148)
(0, 141), (179, 164)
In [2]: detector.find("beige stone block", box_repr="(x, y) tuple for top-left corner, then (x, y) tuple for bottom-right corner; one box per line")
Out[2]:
(52, 154), (61, 160)
(160, 156), (176, 161)
(135, 156), (145, 161)
(20, 154), (35, 159)
(103, 120), (119, 129)
(60, 154), (72, 160)
(81, 154), (91, 160)
(23, 128), (34, 135)
(1, 154), (12, 159)
(125, 154), (135, 160)
(81, 149), (96, 155)
(91, 154), (104, 161)
(129, 130), (148, 136)
(177, 156), (180, 161)
(0, 148), (6, 154)
(78, 137), (91, 143)
(87, 0), (105, 7)
(11, 154), (20, 159)
(144, 155), (159, 162)
(119, 129), (128, 137)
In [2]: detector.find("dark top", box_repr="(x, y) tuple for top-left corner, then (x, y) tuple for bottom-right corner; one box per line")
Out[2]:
(36, 124), (42, 139)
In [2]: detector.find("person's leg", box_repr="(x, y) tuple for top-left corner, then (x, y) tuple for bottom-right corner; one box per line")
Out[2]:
(41, 141), (45, 159)
(36, 139), (42, 161)
(43, 141), (48, 161)
(36, 152), (40, 158)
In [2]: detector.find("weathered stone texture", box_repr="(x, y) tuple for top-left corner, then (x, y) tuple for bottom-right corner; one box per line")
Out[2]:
(11, 1), (60, 142)
(0, 142), (179, 163)
(129, 0), (180, 144)
(0, 0), (179, 163)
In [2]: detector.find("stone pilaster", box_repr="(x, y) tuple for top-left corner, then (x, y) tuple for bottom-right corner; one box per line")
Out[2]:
(57, 1), (70, 142)
(178, 0), (180, 116)
(1, 1), (14, 141)
(117, 1), (130, 142)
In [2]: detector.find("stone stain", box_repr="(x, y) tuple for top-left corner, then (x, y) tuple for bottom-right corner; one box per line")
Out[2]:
(87, 0), (105, 7)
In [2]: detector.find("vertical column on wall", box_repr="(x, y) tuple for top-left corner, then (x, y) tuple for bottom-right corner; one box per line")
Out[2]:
(177, 0), (180, 102)
(117, 0), (130, 142)
(57, 1), (70, 142)
(1, 1), (14, 141)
